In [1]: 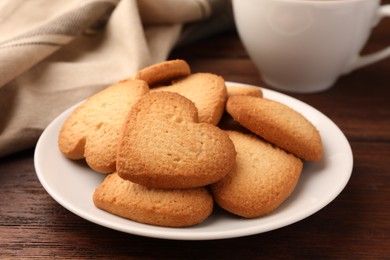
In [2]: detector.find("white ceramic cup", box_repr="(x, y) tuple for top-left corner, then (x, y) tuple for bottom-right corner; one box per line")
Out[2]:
(233, 0), (390, 93)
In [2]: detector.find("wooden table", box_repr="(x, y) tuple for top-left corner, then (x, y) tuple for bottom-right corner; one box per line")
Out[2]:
(1, 11), (390, 259)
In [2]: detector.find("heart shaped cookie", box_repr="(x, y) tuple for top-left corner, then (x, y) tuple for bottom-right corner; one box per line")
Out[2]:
(58, 79), (149, 173)
(117, 91), (236, 189)
(211, 131), (303, 218)
(152, 73), (227, 125)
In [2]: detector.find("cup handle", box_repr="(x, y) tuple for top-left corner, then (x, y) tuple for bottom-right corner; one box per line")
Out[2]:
(344, 5), (390, 74)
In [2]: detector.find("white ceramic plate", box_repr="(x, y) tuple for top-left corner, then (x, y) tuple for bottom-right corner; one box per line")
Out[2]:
(34, 82), (353, 240)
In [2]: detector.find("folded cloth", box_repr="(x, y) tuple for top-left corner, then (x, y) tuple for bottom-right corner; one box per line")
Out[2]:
(0, 0), (234, 157)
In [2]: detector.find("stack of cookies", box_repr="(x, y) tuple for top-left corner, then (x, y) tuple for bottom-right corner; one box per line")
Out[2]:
(58, 60), (323, 227)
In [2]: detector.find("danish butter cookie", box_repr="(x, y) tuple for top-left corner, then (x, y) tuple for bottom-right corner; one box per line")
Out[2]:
(219, 84), (262, 132)
(58, 79), (149, 173)
(93, 172), (213, 227)
(226, 96), (323, 161)
(226, 85), (263, 98)
(152, 73), (227, 125)
(117, 91), (236, 189)
(211, 131), (303, 218)
(134, 59), (191, 86)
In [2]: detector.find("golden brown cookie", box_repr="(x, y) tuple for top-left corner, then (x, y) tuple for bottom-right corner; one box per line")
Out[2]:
(226, 84), (263, 98)
(152, 73), (227, 125)
(93, 172), (213, 227)
(58, 79), (149, 173)
(134, 59), (191, 86)
(226, 95), (323, 161)
(117, 91), (236, 189)
(211, 131), (303, 218)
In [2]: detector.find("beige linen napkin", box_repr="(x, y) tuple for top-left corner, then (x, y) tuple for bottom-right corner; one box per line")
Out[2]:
(0, 0), (233, 157)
